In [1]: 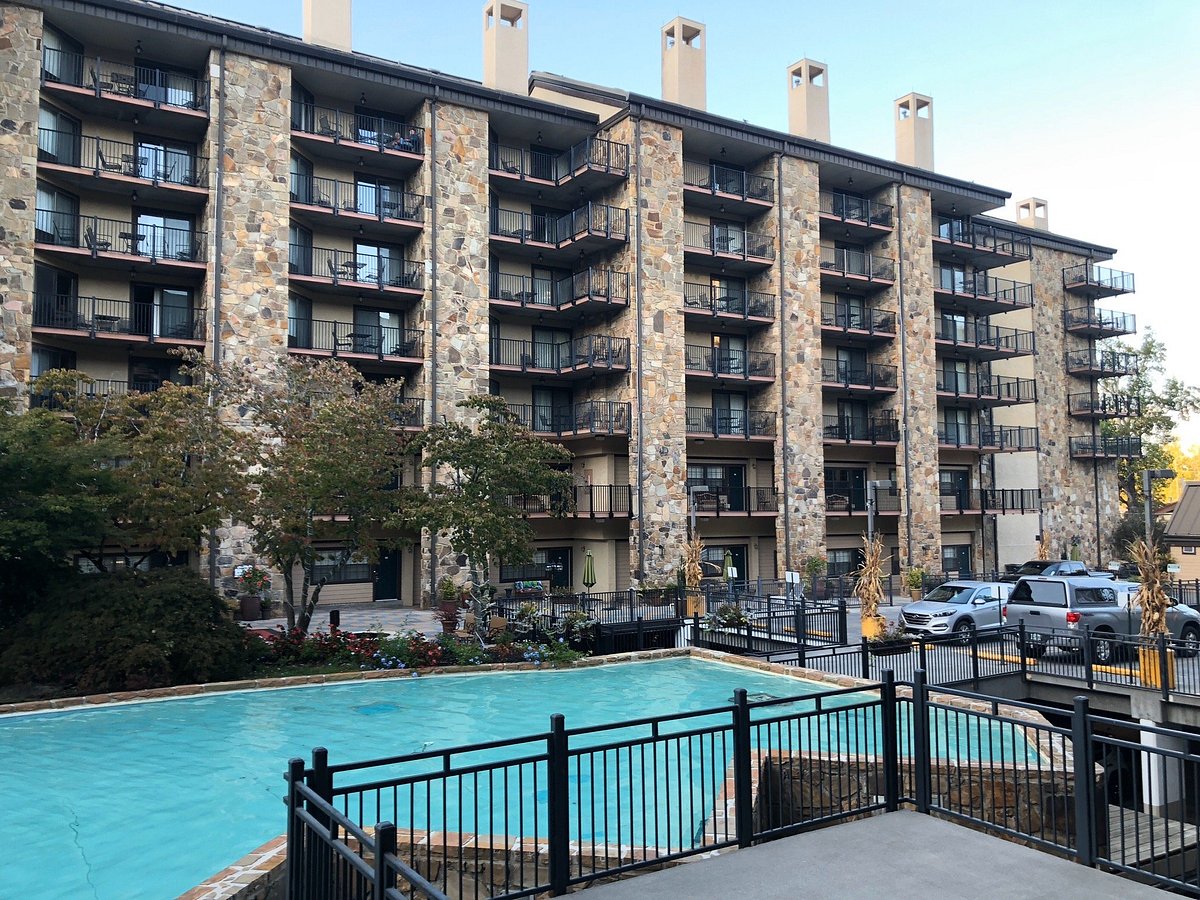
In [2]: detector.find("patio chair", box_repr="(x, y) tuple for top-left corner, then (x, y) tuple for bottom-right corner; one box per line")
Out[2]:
(317, 115), (341, 139)
(96, 147), (124, 173)
(453, 612), (478, 641)
(84, 226), (111, 253)
(486, 616), (508, 640)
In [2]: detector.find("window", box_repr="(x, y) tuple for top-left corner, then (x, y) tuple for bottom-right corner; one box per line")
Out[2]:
(825, 467), (867, 512)
(135, 210), (193, 260)
(712, 333), (746, 375)
(711, 219), (745, 254)
(129, 357), (185, 393)
(136, 60), (199, 109)
(532, 387), (572, 432)
(941, 544), (972, 576)
(827, 548), (862, 578)
(353, 307), (406, 355)
(1009, 580), (1068, 608)
(35, 181), (78, 245)
(713, 391), (747, 435)
(289, 225), (313, 275)
(687, 463), (747, 512)
(42, 26), (83, 85)
(941, 407), (971, 444)
(356, 176), (408, 218)
(130, 285), (193, 339)
(312, 550), (371, 584)
(290, 154), (314, 203)
(532, 325), (571, 369)
(288, 295), (312, 349)
(834, 293), (866, 329)
(710, 275), (747, 314)
(135, 136), (195, 185)
(700, 544), (747, 581)
(936, 216), (967, 242)
(939, 264), (967, 293)
(1184, 547), (1197, 555)
(1075, 587), (1117, 605)
(76, 550), (187, 574)
(34, 264), (78, 327)
(941, 359), (969, 394)
(355, 241), (410, 288)
(835, 347), (868, 382)
(940, 312), (967, 342)
(32, 343), (76, 378)
(38, 105), (80, 165)
(291, 81), (315, 131)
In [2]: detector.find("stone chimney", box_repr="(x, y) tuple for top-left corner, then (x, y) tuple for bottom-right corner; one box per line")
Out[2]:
(787, 58), (829, 143)
(661, 17), (706, 109)
(482, 0), (529, 95)
(303, 0), (351, 52)
(894, 92), (933, 170)
(1016, 197), (1049, 231)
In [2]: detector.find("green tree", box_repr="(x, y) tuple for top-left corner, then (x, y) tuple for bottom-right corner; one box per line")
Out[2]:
(405, 396), (573, 583)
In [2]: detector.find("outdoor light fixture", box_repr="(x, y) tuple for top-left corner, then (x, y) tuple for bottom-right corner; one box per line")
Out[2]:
(866, 480), (894, 543)
(536, 131), (543, 144)
(359, 92), (367, 105)
(134, 40), (143, 54)
(688, 484), (710, 534)
(132, 114), (139, 125)
(131, 190), (138, 202)
(847, 174), (854, 185)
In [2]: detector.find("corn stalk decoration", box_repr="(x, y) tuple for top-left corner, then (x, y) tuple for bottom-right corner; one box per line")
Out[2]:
(855, 534), (888, 622)
(1131, 538), (1170, 641)
(683, 534), (705, 591)
(1036, 536), (1051, 562)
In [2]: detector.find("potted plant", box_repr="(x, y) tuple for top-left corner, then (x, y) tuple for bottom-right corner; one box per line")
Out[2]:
(904, 567), (926, 602)
(1132, 538), (1176, 689)
(236, 565), (271, 621)
(867, 620), (913, 656)
(700, 603), (750, 631)
(437, 576), (460, 631)
(856, 535), (888, 640)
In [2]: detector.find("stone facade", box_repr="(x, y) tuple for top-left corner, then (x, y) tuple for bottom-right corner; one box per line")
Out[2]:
(0, 4), (42, 399)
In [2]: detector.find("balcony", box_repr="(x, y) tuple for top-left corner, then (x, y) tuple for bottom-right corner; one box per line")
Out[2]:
(683, 222), (775, 271)
(819, 360), (898, 396)
(936, 373), (1037, 406)
(937, 424), (1039, 453)
(29, 375), (168, 410)
(291, 105), (423, 171)
(818, 191), (894, 241)
(488, 137), (629, 200)
(685, 407), (776, 440)
(288, 246), (423, 300)
(684, 345), (776, 383)
(1064, 306), (1137, 338)
(940, 489), (1041, 515)
(506, 401), (631, 439)
(289, 174), (424, 238)
(683, 283), (774, 326)
(389, 397), (425, 431)
(37, 130), (208, 204)
(287, 318), (423, 365)
(821, 415), (900, 445)
(33, 294), (205, 344)
(506, 484), (632, 518)
(818, 247), (896, 293)
(490, 204), (629, 263)
(1068, 393), (1142, 419)
(1063, 263), (1135, 298)
(41, 48), (208, 124)
(825, 487), (902, 516)
(1069, 435), (1142, 459)
(932, 220), (1032, 268)
(934, 318), (1035, 360)
(934, 273), (1033, 315)
(682, 161), (774, 215)
(820, 302), (896, 345)
(35, 211), (205, 274)
(688, 486), (779, 517)
(489, 269), (630, 320)
(1066, 350), (1138, 379)
(490, 335), (630, 378)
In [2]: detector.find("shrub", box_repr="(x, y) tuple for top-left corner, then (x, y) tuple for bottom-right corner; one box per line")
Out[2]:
(263, 628), (380, 667)
(0, 568), (255, 694)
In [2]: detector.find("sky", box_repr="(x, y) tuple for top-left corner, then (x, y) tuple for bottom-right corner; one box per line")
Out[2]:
(171, 0), (1200, 441)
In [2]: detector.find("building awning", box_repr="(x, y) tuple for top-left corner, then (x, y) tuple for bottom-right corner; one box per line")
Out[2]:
(1163, 482), (1200, 545)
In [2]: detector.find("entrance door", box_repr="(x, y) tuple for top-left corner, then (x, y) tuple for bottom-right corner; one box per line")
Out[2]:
(942, 544), (973, 577)
(373, 549), (400, 601)
(939, 469), (970, 512)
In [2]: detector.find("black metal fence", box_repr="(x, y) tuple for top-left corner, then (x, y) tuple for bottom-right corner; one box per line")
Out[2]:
(684, 344), (776, 379)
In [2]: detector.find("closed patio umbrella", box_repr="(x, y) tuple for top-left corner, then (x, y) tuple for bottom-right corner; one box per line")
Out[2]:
(582, 550), (597, 594)
(723, 549), (735, 582)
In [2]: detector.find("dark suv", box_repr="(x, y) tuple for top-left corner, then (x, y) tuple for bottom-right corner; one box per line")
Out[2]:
(999, 559), (1089, 584)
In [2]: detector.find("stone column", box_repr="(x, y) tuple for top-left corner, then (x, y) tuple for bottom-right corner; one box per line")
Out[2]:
(0, 5), (43, 400)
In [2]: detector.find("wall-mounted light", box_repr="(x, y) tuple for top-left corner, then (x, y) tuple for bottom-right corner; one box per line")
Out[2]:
(359, 92), (367, 106)
(536, 130), (543, 144)
(134, 40), (143, 55)
(720, 146), (726, 156)
(132, 114), (140, 126)
(357, 156), (365, 167)
(847, 174), (854, 185)
(131, 189), (138, 202)
(951, 203), (957, 214)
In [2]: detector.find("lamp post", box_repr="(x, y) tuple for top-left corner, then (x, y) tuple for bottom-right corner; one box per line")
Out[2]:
(688, 484), (710, 535)
(866, 479), (895, 544)
(1143, 468), (1176, 546)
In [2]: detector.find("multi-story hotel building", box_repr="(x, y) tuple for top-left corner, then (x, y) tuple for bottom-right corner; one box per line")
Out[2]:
(0, 0), (1140, 603)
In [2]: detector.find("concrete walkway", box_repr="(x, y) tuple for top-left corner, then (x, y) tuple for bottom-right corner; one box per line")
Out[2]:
(580, 811), (1160, 899)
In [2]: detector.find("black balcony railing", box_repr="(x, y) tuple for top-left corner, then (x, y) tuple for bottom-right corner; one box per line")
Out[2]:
(288, 317), (423, 360)
(934, 317), (1035, 354)
(490, 335), (630, 372)
(506, 400), (631, 436)
(935, 220), (1032, 260)
(1069, 435), (1143, 458)
(489, 136), (629, 181)
(490, 268), (630, 309)
(1066, 350), (1138, 377)
(289, 173), (424, 222)
(30, 375), (169, 409)
(687, 485), (779, 515)
(36, 210), (205, 262)
(818, 191), (893, 228)
(939, 489), (1041, 513)
(490, 203), (629, 245)
(936, 272), (1034, 308)
(291, 104), (423, 154)
(935, 372), (1037, 403)
(506, 484), (632, 516)
(825, 486), (902, 514)
(685, 406), (776, 438)
(1067, 393), (1142, 418)
(1063, 263), (1135, 294)
(288, 245), (423, 291)
(683, 222), (775, 260)
(34, 294), (203, 341)
(682, 283), (775, 319)
(821, 414), (900, 443)
(820, 359), (898, 389)
(682, 161), (774, 202)
(684, 344), (776, 379)
(41, 47), (208, 112)
(1063, 306), (1136, 335)
(937, 424), (1038, 450)
(37, 129), (209, 187)
(820, 301), (897, 335)
(819, 246), (896, 281)
(389, 397), (425, 429)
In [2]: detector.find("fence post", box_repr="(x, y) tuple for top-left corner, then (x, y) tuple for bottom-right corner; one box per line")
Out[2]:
(731, 688), (755, 848)
(970, 628), (980, 690)
(912, 669), (931, 814)
(1081, 625), (1094, 690)
(918, 635), (928, 673)
(837, 600), (848, 645)
(286, 757), (304, 894)
(309, 747), (333, 895)
(794, 606), (806, 667)
(627, 587), (636, 620)
(880, 671), (899, 812)
(547, 714), (570, 896)
(374, 821), (396, 898)
(1159, 632), (1171, 703)
(310, 746), (332, 821)
(691, 612), (701, 648)
(744, 618), (753, 654)
(1018, 620), (1029, 680)
(1070, 696), (1096, 867)
(860, 636), (870, 680)
(636, 615), (645, 651)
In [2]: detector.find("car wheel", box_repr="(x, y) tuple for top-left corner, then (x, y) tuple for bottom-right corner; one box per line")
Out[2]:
(1020, 636), (1046, 659)
(1092, 631), (1118, 665)
(1178, 625), (1200, 659)
(954, 619), (976, 645)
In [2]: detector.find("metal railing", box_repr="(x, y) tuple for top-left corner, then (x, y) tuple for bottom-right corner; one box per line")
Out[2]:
(820, 301), (897, 335)
(490, 335), (630, 372)
(937, 424), (1039, 451)
(291, 104), (423, 153)
(33, 294), (204, 341)
(289, 173), (424, 222)
(683, 282), (775, 319)
(935, 372), (1038, 403)
(820, 359), (898, 388)
(821, 414), (900, 443)
(934, 317), (1036, 354)
(35, 210), (206, 262)
(685, 406), (776, 438)
(939, 488), (1041, 513)
(936, 220), (1032, 260)
(489, 136), (630, 181)
(1064, 306), (1136, 335)
(686, 486), (779, 515)
(505, 484), (632, 516)
(288, 317), (423, 360)
(490, 203), (629, 245)
(818, 190), (894, 227)
(42, 47), (208, 112)
(1066, 350), (1139, 377)
(684, 344), (776, 379)
(1069, 435), (1143, 458)
(936, 272), (1034, 308)
(37, 128), (208, 186)
(826, 486), (902, 514)
(29, 376), (165, 409)
(490, 268), (630, 309)
(1068, 393), (1141, 417)
(288, 245), (423, 290)
(505, 400), (631, 436)
(389, 397), (425, 429)
(1063, 262), (1135, 294)
(682, 160), (775, 202)
(683, 222), (775, 260)
(819, 246), (896, 281)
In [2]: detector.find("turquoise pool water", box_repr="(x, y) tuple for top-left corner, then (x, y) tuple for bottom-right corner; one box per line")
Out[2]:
(0, 658), (1034, 898)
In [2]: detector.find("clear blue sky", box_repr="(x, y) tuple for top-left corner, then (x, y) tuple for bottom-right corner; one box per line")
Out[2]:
(174, 0), (1200, 439)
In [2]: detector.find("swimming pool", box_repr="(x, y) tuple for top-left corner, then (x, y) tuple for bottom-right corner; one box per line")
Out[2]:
(0, 657), (1034, 898)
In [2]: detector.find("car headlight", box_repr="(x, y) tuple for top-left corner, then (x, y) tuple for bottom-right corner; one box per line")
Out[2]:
(931, 609), (954, 617)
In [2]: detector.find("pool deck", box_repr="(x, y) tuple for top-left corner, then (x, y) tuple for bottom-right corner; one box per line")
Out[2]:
(579, 811), (1161, 899)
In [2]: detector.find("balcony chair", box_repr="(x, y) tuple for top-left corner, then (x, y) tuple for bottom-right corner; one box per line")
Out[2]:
(84, 226), (111, 253)
(89, 68), (114, 93)
(317, 115), (341, 139)
(174, 239), (200, 262)
(95, 148), (124, 174)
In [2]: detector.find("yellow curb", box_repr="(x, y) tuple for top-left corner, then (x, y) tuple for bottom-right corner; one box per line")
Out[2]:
(976, 650), (1038, 666)
(1092, 663), (1138, 677)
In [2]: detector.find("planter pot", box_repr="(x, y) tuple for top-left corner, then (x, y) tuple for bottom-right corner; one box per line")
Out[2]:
(237, 595), (261, 621)
(909, 589), (923, 601)
(1138, 645), (1177, 689)
(685, 590), (704, 618)
(861, 615), (887, 640)
(869, 640), (913, 657)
